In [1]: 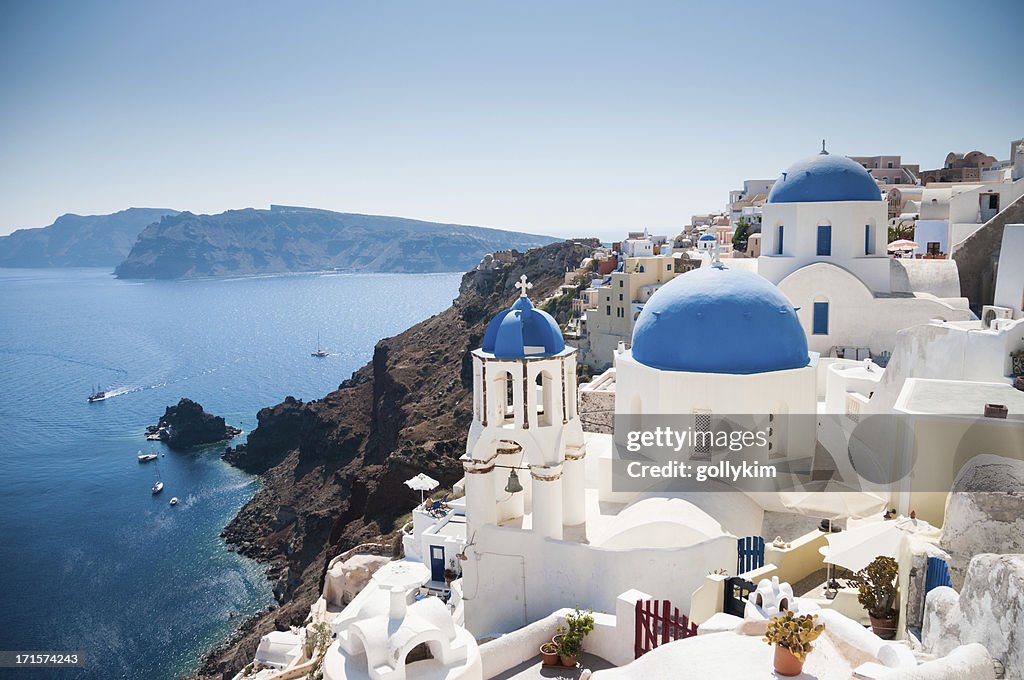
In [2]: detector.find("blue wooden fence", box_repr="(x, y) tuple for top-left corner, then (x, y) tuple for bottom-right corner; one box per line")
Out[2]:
(737, 536), (765, 575)
(924, 556), (952, 594)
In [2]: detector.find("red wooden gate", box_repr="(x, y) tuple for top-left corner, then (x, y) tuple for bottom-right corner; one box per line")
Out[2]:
(634, 599), (698, 659)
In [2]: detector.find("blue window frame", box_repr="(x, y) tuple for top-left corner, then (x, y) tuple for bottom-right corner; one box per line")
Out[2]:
(776, 225), (784, 255)
(817, 225), (832, 256)
(812, 302), (829, 335)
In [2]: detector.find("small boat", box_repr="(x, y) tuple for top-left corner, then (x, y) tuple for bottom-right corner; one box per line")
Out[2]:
(152, 481), (164, 494)
(138, 453), (158, 463)
(169, 497), (179, 506)
(88, 385), (108, 402)
(311, 331), (329, 358)
(146, 432), (162, 441)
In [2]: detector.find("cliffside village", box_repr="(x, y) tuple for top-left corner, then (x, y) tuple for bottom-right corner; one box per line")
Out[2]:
(230, 140), (1024, 680)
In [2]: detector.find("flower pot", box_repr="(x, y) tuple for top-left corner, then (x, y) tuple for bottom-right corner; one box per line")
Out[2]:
(869, 614), (897, 640)
(551, 634), (564, 646)
(773, 645), (804, 677)
(540, 644), (559, 666)
(559, 654), (577, 668)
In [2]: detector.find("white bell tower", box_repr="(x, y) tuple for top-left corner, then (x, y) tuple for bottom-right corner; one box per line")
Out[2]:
(462, 276), (587, 541)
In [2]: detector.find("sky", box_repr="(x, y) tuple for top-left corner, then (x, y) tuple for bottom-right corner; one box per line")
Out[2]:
(1, 1), (1022, 241)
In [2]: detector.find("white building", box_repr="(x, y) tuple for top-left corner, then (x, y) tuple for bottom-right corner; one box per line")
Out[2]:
(756, 149), (973, 357)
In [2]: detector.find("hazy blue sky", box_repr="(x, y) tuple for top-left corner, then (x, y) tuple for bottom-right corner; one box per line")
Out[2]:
(1, 1), (1021, 240)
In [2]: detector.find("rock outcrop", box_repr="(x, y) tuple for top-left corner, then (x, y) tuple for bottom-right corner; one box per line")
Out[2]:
(114, 205), (559, 279)
(152, 398), (242, 450)
(191, 239), (596, 678)
(923, 554), (1023, 679)
(940, 454), (1024, 588)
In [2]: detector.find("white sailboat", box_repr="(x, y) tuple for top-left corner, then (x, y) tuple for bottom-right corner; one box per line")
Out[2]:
(311, 330), (329, 357)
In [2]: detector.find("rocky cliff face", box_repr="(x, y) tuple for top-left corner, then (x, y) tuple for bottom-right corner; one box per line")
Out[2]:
(153, 398), (242, 450)
(192, 239), (596, 678)
(0, 207), (178, 267)
(115, 205), (559, 279)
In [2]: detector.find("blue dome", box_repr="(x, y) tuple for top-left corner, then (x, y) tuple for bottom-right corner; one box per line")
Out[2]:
(482, 294), (565, 359)
(698, 234), (716, 241)
(631, 266), (809, 374)
(767, 153), (882, 204)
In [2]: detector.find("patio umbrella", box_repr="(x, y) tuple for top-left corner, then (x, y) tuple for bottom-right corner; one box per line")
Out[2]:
(823, 521), (905, 573)
(404, 473), (439, 504)
(777, 480), (888, 521)
(887, 239), (919, 252)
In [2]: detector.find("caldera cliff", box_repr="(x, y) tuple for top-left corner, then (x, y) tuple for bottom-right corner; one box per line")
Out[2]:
(192, 238), (596, 678)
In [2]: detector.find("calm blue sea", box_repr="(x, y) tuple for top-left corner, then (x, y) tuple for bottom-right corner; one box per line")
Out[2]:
(0, 268), (461, 680)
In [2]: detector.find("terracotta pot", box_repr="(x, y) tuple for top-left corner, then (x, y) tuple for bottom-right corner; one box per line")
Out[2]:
(869, 614), (897, 640)
(540, 644), (559, 666)
(559, 654), (577, 668)
(773, 645), (804, 677)
(551, 634), (564, 646)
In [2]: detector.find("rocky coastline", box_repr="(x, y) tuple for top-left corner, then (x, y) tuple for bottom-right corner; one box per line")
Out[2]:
(187, 239), (595, 679)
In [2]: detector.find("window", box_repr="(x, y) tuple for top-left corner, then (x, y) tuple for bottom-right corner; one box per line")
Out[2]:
(776, 225), (784, 255)
(606, 305), (611, 316)
(887, 161), (894, 169)
(812, 302), (829, 335)
(927, 242), (941, 256)
(666, 264), (671, 271)
(864, 224), (872, 255)
(816, 225), (832, 256)
(619, 293), (623, 301)
(619, 280), (624, 287)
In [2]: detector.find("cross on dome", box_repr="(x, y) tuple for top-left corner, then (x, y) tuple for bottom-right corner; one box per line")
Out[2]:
(515, 274), (533, 298)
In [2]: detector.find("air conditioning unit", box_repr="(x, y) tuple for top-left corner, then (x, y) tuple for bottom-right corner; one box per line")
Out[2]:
(992, 318), (1016, 331)
(981, 305), (1013, 328)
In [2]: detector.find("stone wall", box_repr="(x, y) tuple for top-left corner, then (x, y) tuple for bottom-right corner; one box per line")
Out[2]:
(952, 194), (1024, 311)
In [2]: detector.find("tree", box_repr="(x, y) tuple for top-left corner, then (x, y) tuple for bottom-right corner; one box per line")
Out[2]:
(888, 216), (916, 243)
(732, 219), (752, 253)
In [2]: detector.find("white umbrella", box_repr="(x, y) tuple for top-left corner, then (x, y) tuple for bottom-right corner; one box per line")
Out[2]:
(823, 521), (905, 573)
(777, 480), (888, 521)
(404, 473), (439, 504)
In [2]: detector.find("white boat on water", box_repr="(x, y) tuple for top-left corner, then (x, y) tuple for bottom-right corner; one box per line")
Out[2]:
(152, 481), (164, 494)
(169, 497), (178, 506)
(88, 385), (108, 402)
(138, 453), (158, 463)
(311, 330), (329, 357)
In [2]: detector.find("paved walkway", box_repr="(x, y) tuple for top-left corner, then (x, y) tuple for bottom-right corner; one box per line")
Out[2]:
(491, 652), (615, 680)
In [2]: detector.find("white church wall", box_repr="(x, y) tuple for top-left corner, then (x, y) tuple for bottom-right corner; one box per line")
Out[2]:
(777, 263), (972, 356)
(759, 200), (891, 293)
(461, 524), (736, 638)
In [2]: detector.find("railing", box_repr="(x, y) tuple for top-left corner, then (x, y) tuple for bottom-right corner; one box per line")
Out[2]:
(723, 576), (756, 618)
(634, 599), (698, 659)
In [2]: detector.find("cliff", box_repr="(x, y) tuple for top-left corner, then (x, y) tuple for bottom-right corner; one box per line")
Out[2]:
(0, 208), (179, 268)
(114, 205), (559, 279)
(192, 238), (596, 678)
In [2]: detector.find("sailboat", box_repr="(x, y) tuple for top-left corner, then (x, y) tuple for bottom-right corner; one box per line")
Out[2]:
(88, 384), (108, 402)
(151, 457), (164, 494)
(311, 331), (329, 357)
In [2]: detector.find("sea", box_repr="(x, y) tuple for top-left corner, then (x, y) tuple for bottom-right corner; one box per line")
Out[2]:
(0, 267), (462, 680)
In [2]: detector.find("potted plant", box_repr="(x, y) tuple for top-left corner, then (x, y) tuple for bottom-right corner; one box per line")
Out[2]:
(539, 641), (559, 666)
(443, 558), (460, 585)
(762, 611), (824, 677)
(855, 555), (899, 639)
(557, 608), (594, 667)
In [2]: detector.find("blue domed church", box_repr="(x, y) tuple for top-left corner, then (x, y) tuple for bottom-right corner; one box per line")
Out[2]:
(755, 148), (971, 356)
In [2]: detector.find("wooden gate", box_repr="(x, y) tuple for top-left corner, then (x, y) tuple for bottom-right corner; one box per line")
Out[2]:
(634, 599), (698, 659)
(737, 535), (765, 575)
(924, 556), (952, 594)
(723, 576), (756, 618)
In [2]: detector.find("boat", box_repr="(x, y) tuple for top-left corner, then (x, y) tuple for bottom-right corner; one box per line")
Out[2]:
(152, 481), (164, 494)
(311, 331), (329, 358)
(146, 432), (162, 441)
(169, 497), (179, 506)
(138, 453), (158, 463)
(88, 385), (108, 402)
